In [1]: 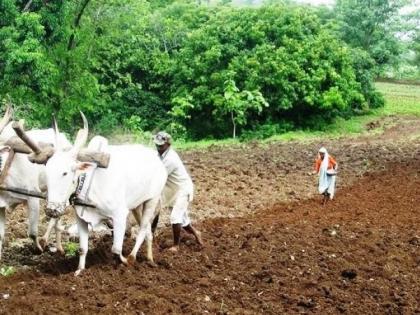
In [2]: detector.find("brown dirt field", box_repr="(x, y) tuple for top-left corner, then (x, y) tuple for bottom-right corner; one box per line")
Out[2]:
(0, 118), (419, 314)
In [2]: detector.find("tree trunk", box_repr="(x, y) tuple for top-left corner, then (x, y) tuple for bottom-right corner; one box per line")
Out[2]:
(231, 111), (236, 139)
(67, 0), (92, 51)
(60, 0), (92, 112)
(23, 0), (33, 12)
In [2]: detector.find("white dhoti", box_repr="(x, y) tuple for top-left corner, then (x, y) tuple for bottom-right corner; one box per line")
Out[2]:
(318, 169), (336, 199)
(163, 185), (193, 227)
(169, 192), (191, 227)
(317, 148), (337, 200)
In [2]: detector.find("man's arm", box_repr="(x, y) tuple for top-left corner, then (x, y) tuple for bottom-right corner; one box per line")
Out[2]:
(314, 159), (321, 173)
(330, 156), (338, 170)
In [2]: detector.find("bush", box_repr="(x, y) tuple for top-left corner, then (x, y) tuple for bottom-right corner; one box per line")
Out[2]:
(64, 242), (79, 257)
(0, 265), (15, 277)
(240, 121), (294, 140)
(167, 5), (379, 138)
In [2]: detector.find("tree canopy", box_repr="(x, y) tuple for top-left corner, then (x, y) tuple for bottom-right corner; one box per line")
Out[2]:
(1, 0), (414, 140)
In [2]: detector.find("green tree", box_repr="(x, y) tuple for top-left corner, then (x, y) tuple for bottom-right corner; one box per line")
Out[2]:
(0, 0), (385, 139)
(169, 5), (373, 138)
(217, 78), (268, 138)
(0, 10), (58, 125)
(335, 0), (410, 73)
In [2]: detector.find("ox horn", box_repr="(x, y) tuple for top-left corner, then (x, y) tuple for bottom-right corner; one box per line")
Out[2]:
(72, 111), (88, 153)
(12, 120), (42, 155)
(52, 114), (62, 151)
(11, 120), (55, 164)
(0, 105), (13, 134)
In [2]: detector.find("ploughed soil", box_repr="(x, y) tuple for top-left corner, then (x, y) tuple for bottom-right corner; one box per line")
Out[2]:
(0, 115), (419, 314)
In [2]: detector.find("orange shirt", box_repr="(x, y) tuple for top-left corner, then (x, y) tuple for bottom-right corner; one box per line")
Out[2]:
(315, 155), (337, 173)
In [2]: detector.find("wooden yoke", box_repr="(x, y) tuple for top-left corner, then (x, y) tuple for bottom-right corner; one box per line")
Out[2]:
(12, 121), (41, 154)
(77, 149), (110, 168)
(10, 121), (55, 164)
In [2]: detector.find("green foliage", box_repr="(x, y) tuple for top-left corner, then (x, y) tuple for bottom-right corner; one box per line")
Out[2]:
(150, 81), (419, 149)
(0, 0), (388, 140)
(375, 82), (420, 116)
(414, 31), (420, 68)
(216, 78), (268, 138)
(334, 0), (411, 74)
(0, 265), (16, 277)
(170, 95), (194, 120)
(123, 115), (144, 133)
(349, 48), (384, 109)
(64, 241), (79, 257)
(240, 120), (293, 140)
(0, 11), (58, 125)
(168, 5), (373, 137)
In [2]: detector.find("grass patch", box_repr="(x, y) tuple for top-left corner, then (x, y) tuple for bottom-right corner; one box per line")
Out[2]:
(0, 266), (16, 277)
(265, 82), (420, 143)
(174, 137), (240, 150)
(375, 82), (420, 116)
(64, 242), (79, 257)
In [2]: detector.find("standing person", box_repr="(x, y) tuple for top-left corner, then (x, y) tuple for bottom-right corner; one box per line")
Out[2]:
(153, 131), (203, 252)
(314, 147), (338, 205)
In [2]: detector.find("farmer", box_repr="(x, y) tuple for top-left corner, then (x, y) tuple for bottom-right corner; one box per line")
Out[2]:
(314, 147), (338, 205)
(153, 131), (203, 252)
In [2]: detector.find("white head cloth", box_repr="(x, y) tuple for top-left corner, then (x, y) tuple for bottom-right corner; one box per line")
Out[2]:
(319, 147), (329, 173)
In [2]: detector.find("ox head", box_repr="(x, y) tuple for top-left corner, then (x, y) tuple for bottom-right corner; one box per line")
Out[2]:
(11, 112), (109, 218)
(44, 112), (92, 218)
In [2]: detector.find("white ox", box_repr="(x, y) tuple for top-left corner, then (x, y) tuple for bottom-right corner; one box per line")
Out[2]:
(0, 108), (71, 259)
(40, 114), (167, 275)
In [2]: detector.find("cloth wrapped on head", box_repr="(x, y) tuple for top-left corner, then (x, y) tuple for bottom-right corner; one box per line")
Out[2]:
(153, 131), (172, 145)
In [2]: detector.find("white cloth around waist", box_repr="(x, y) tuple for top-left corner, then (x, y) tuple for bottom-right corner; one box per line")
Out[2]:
(162, 185), (193, 208)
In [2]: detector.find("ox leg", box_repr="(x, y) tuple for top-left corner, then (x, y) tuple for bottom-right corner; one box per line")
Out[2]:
(151, 199), (161, 236)
(111, 210), (128, 265)
(151, 213), (159, 235)
(41, 218), (64, 254)
(0, 207), (5, 260)
(129, 205), (142, 239)
(75, 214), (89, 276)
(27, 198), (43, 252)
(132, 205), (142, 226)
(54, 218), (65, 255)
(128, 198), (159, 265)
(40, 218), (55, 251)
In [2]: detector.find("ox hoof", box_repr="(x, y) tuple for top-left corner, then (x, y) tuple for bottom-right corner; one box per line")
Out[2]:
(74, 269), (84, 277)
(38, 238), (47, 251)
(35, 243), (44, 253)
(34, 239), (44, 253)
(57, 247), (65, 256)
(127, 255), (136, 266)
(146, 260), (157, 268)
(120, 255), (128, 266)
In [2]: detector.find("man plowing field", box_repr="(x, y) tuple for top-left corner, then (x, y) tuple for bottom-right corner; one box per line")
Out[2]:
(154, 131), (204, 252)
